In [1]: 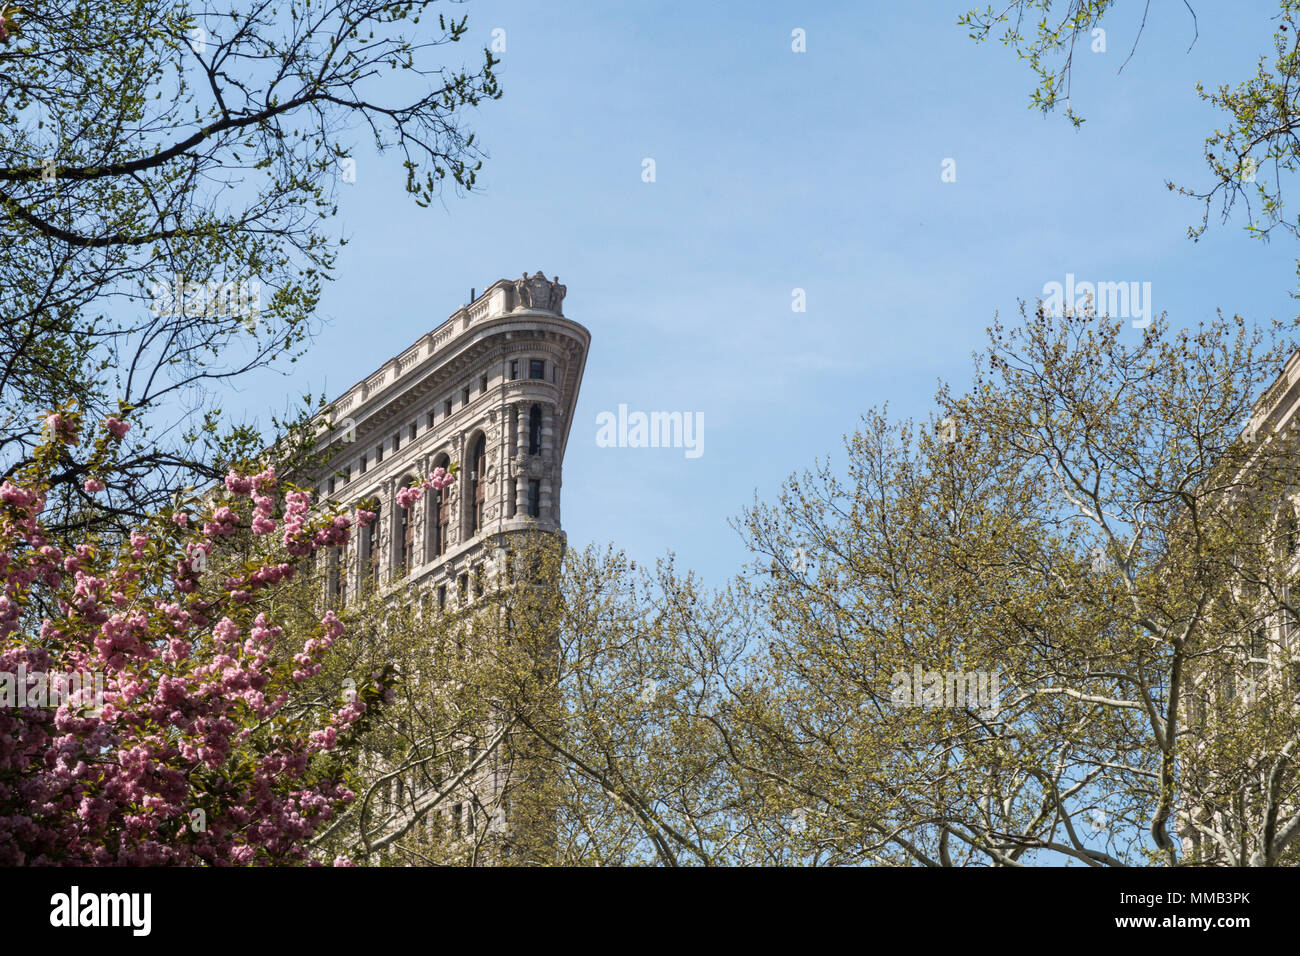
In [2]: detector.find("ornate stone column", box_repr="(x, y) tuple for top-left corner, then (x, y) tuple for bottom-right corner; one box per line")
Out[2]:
(413, 452), (429, 567)
(381, 475), (397, 582)
(540, 403), (558, 521)
(454, 429), (468, 545)
(550, 406), (564, 524)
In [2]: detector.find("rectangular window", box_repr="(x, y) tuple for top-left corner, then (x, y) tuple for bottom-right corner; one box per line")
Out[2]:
(375, 443), (384, 464)
(1283, 598), (1299, 655)
(510, 359), (519, 380)
(392, 431), (400, 452)
(444, 398), (453, 417)
(366, 505), (381, 585)
(473, 564), (484, 597)
(328, 477), (336, 494)
(427, 411), (436, 430)
(480, 374), (488, 394)
(529, 405), (542, 456)
(437, 585), (447, 611)
(529, 359), (545, 380)
(359, 454), (367, 475)
(507, 478), (517, 518)
(329, 547), (345, 607)
(1248, 628), (1268, 689)
(409, 423), (417, 442)
(462, 386), (471, 406)
(528, 479), (541, 518)
(434, 487), (450, 557)
(398, 496), (413, 575)
(458, 573), (468, 603)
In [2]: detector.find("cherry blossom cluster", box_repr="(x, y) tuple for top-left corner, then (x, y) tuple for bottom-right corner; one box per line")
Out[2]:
(395, 465), (457, 510)
(0, 409), (392, 865)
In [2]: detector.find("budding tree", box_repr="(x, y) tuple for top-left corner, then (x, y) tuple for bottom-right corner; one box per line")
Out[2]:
(735, 307), (1300, 865)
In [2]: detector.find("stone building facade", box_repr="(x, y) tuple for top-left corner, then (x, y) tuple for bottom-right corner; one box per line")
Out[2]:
(304, 273), (588, 861)
(311, 272), (588, 605)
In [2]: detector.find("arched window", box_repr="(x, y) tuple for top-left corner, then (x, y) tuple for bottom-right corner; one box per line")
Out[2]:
(397, 478), (417, 575)
(430, 455), (451, 559)
(329, 546), (346, 608)
(528, 404), (542, 456)
(468, 435), (487, 536)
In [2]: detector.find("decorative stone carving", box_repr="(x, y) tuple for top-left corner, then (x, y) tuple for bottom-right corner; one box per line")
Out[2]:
(513, 271), (566, 315)
(513, 454), (546, 479)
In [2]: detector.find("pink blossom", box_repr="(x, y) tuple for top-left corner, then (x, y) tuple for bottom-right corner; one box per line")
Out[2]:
(104, 417), (131, 440)
(321, 610), (345, 642)
(224, 472), (253, 495)
(45, 413), (80, 445)
(426, 466), (457, 493)
(0, 481), (39, 509)
(0, 420), (382, 866)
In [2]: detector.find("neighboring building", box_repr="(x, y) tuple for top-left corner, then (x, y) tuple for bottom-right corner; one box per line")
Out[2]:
(308, 272), (589, 862)
(1177, 348), (1300, 863)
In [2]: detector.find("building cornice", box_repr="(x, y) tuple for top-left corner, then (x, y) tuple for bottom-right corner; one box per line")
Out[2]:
(314, 275), (590, 457)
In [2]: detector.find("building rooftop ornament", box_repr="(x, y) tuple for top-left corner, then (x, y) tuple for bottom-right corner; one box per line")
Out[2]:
(514, 271), (565, 315)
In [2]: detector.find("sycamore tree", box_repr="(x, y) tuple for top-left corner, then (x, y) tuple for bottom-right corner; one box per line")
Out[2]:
(530, 547), (768, 866)
(298, 523), (552, 867)
(0, 0), (500, 537)
(959, 1), (1300, 251)
(285, 532), (771, 867)
(734, 305), (1300, 865)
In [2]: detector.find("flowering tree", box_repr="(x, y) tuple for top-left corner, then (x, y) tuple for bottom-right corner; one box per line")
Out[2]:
(0, 4), (19, 43)
(0, 406), (394, 865)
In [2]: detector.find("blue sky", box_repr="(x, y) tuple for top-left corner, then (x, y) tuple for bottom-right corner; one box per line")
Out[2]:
(226, 0), (1300, 587)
